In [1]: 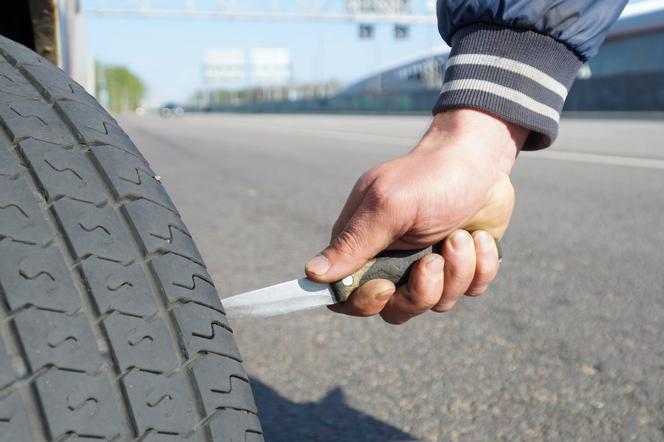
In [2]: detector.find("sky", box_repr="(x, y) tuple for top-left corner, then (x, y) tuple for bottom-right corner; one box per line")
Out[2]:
(82, 0), (644, 104)
(82, 1), (443, 103)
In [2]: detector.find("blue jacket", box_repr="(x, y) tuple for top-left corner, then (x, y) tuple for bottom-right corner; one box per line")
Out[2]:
(433, 0), (628, 148)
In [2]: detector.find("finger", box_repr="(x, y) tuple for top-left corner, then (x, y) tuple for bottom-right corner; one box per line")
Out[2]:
(305, 190), (402, 283)
(380, 253), (444, 325)
(431, 230), (476, 312)
(328, 279), (395, 317)
(331, 172), (376, 240)
(465, 230), (500, 296)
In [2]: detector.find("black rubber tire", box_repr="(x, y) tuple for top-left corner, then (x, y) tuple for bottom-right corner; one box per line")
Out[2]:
(0, 35), (262, 441)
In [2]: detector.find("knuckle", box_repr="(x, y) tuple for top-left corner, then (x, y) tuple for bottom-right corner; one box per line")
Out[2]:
(446, 262), (474, 282)
(471, 261), (498, 286)
(353, 297), (379, 316)
(332, 227), (363, 257)
(363, 166), (380, 181)
(354, 172), (372, 194)
(367, 181), (400, 211)
(470, 271), (491, 288)
(431, 303), (452, 313)
(474, 259), (494, 275)
(401, 287), (435, 311)
(368, 187), (392, 209)
(380, 312), (409, 325)
(355, 166), (382, 193)
(331, 218), (346, 239)
(412, 297), (436, 311)
(351, 306), (377, 317)
(335, 297), (375, 317)
(465, 285), (487, 296)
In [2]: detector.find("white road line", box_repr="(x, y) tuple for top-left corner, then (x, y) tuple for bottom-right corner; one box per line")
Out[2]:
(522, 150), (664, 170)
(199, 118), (418, 146)
(181, 116), (664, 169)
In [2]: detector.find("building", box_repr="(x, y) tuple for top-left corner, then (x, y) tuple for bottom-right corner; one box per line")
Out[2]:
(566, 0), (664, 110)
(338, 1), (664, 111)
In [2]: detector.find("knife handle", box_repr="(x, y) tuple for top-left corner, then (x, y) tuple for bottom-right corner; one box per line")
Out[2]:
(330, 237), (501, 302)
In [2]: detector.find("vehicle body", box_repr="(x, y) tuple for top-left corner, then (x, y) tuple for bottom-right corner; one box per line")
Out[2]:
(160, 101), (185, 117)
(3, 0), (94, 93)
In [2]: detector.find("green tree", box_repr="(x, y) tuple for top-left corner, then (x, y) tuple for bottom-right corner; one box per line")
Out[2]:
(96, 63), (146, 112)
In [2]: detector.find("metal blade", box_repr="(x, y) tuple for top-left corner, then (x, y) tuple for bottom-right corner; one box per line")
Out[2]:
(222, 278), (338, 319)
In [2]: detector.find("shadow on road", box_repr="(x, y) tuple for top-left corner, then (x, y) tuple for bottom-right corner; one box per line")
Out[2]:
(250, 378), (417, 441)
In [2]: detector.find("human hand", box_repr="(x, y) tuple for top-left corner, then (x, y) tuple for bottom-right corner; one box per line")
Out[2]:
(305, 109), (529, 324)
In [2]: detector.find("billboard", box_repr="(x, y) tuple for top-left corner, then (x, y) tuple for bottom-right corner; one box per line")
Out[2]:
(250, 48), (291, 86)
(203, 49), (245, 85)
(346, 0), (412, 14)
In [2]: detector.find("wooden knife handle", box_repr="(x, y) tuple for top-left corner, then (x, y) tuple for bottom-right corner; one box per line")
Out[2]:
(330, 238), (501, 302)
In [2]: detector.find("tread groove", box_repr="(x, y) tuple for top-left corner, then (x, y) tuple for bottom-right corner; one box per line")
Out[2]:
(105, 164), (215, 442)
(0, 37), (260, 441)
(0, 280), (49, 441)
(12, 123), (136, 440)
(52, 84), (215, 442)
(0, 50), (138, 440)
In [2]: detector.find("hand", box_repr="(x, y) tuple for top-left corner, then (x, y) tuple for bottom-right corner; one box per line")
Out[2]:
(305, 109), (529, 324)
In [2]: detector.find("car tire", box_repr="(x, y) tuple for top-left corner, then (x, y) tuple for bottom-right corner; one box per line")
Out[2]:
(0, 35), (262, 441)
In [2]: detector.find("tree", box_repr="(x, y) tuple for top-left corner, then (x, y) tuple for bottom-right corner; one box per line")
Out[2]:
(96, 63), (146, 112)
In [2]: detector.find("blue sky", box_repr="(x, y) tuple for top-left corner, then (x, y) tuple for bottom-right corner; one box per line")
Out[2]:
(83, 0), (642, 103)
(83, 9), (442, 102)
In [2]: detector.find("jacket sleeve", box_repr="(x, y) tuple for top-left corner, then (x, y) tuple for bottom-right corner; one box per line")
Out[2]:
(433, 0), (628, 149)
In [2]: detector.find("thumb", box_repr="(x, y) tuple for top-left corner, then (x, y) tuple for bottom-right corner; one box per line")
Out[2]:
(305, 203), (397, 283)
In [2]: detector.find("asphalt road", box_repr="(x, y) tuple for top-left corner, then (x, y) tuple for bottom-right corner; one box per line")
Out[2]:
(117, 113), (664, 441)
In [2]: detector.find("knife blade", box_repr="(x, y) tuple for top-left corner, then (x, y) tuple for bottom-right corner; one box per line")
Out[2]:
(222, 238), (501, 319)
(221, 278), (337, 319)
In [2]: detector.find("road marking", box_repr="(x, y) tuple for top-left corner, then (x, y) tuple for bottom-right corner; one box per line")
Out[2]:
(195, 118), (418, 146)
(263, 124), (415, 145)
(259, 127), (664, 170)
(176, 116), (664, 169)
(522, 150), (664, 170)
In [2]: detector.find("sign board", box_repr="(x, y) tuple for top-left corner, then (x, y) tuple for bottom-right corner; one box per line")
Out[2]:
(203, 49), (245, 85)
(346, 0), (412, 14)
(250, 48), (291, 86)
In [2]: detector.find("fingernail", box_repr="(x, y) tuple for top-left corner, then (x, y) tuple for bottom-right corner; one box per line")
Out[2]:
(306, 254), (330, 275)
(475, 231), (494, 251)
(450, 231), (469, 252)
(425, 254), (444, 275)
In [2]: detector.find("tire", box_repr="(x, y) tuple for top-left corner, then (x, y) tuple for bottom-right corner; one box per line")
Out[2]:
(0, 35), (262, 441)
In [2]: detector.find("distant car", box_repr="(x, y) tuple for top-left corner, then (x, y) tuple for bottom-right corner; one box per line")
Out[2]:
(160, 102), (184, 117)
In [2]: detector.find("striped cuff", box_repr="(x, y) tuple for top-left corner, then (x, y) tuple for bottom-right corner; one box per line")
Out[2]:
(432, 24), (583, 150)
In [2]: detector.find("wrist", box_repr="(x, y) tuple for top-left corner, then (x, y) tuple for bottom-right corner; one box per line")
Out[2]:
(417, 109), (528, 174)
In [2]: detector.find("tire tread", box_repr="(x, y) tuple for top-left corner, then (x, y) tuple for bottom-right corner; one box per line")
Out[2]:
(0, 36), (261, 441)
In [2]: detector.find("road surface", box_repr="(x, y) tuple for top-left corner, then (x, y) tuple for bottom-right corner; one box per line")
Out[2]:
(117, 113), (664, 441)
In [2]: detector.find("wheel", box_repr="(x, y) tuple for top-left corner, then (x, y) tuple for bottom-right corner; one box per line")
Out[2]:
(0, 35), (262, 441)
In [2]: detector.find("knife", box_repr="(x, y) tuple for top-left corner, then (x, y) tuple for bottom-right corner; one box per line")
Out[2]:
(222, 238), (501, 319)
